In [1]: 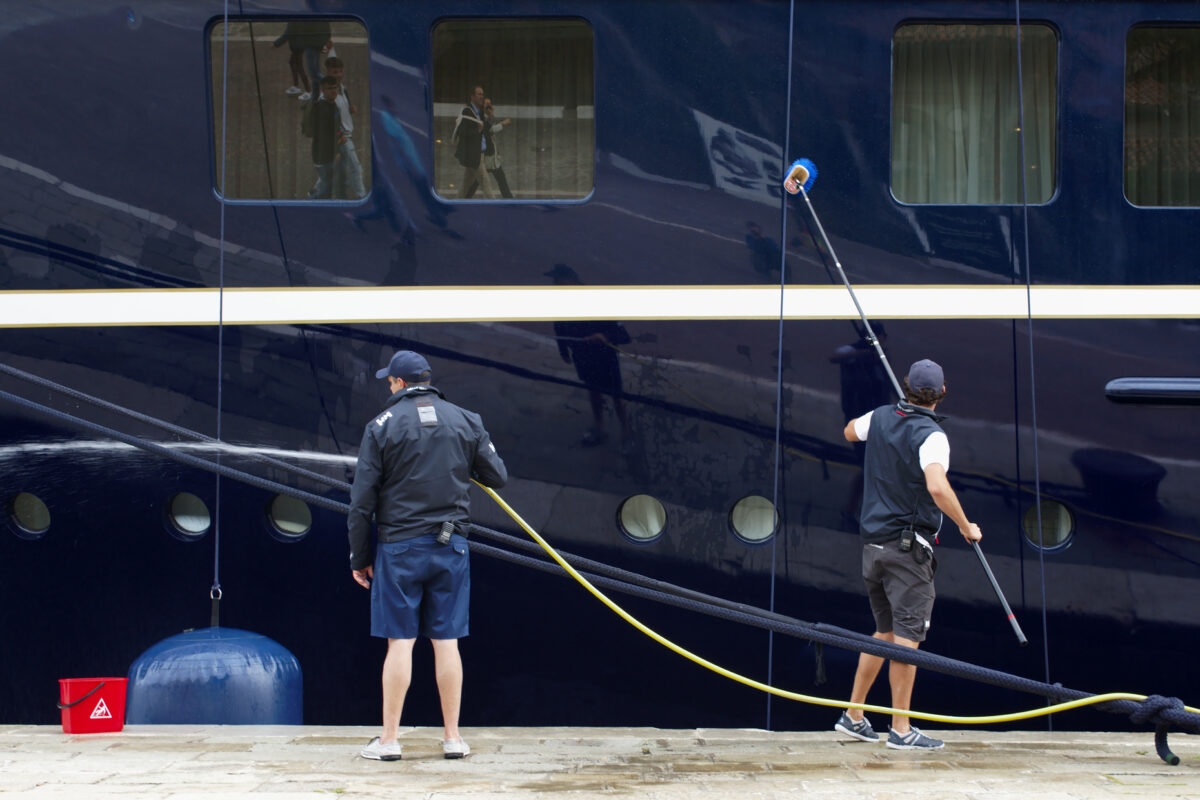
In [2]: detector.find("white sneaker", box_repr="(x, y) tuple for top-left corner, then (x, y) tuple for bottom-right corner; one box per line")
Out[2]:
(361, 736), (402, 761)
(442, 738), (470, 759)
(285, 85), (303, 95)
(298, 92), (311, 102)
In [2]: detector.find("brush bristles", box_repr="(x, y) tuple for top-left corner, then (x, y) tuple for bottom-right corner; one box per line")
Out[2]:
(784, 158), (818, 194)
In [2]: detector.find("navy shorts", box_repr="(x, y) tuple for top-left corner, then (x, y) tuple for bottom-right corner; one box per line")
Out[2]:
(371, 533), (470, 640)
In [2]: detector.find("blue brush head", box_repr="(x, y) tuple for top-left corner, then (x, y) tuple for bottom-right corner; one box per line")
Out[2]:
(792, 158), (820, 193)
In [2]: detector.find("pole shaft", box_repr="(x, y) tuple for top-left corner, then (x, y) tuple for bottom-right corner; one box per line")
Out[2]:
(972, 540), (1028, 645)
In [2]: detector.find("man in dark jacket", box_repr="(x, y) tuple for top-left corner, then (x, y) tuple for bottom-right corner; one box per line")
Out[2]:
(452, 85), (491, 198)
(306, 76), (341, 199)
(834, 359), (981, 751)
(349, 350), (507, 762)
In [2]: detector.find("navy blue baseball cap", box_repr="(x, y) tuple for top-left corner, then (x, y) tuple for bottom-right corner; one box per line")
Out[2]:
(907, 359), (944, 391)
(375, 350), (432, 382)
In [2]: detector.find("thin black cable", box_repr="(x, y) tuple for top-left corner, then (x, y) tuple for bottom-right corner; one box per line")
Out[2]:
(244, 16), (279, 200)
(242, 13), (348, 459)
(212, 0), (232, 622)
(1012, 0), (1053, 725)
(766, 0), (799, 732)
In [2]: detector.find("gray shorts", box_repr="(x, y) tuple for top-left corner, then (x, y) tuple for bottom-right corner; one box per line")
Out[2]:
(862, 540), (936, 643)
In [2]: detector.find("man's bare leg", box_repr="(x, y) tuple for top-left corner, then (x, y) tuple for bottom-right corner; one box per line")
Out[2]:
(846, 631), (892, 721)
(887, 634), (920, 733)
(381, 638), (415, 744)
(431, 638), (463, 742)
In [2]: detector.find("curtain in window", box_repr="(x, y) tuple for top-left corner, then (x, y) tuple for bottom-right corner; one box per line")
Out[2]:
(1126, 28), (1200, 207)
(892, 24), (1057, 205)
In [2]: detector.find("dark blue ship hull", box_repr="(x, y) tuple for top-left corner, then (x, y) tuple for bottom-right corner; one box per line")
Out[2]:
(2, 1), (1198, 733)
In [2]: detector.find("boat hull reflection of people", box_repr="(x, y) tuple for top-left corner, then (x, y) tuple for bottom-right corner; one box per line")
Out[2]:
(834, 359), (982, 751)
(348, 350), (508, 762)
(466, 98), (513, 199)
(453, 85), (491, 198)
(547, 263), (631, 447)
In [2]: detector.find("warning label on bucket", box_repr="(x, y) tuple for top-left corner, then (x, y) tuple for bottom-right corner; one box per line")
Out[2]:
(90, 699), (112, 719)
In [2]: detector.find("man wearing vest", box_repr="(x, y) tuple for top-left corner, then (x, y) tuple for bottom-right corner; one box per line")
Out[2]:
(834, 359), (982, 750)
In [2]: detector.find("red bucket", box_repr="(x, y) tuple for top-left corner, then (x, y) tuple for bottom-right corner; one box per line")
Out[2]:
(58, 678), (127, 734)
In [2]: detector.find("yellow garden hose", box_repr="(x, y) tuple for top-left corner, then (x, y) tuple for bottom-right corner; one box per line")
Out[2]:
(477, 481), (1200, 724)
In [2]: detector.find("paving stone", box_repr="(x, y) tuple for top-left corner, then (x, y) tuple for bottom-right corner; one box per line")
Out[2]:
(0, 726), (1197, 798)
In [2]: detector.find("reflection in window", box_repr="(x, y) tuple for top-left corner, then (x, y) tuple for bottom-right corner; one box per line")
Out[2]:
(729, 495), (777, 543)
(209, 18), (372, 201)
(267, 494), (312, 541)
(9, 492), (51, 540)
(1021, 499), (1074, 551)
(432, 19), (594, 200)
(618, 495), (667, 542)
(167, 492), (210, 541)
(892, 24), (1058, 204)
(1126, 28), (1200, 206)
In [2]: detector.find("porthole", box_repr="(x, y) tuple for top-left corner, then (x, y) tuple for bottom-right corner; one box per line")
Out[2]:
(1021, 500), (1074, 552)
(729, 495), (778, 544)
(267, 494), (312, 542)
(617, 495), (666, 543)
(167, 492), (210, 542)
(8, 492), (51, 540)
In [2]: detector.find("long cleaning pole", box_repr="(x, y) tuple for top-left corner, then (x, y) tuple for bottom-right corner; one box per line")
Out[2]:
(788, 160), (1027, 646)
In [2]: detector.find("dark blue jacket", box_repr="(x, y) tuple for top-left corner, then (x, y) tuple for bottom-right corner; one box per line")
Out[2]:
(348, 385), (507, 570)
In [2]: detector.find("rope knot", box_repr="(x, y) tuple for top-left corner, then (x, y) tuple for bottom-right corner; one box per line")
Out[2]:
(1130, 694), (1184, 726)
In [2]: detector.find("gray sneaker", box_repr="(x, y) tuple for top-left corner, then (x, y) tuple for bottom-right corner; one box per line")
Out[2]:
(886, 726), (944, 750)
(360, 736), (402, 761)
(834, 711), (879, 742)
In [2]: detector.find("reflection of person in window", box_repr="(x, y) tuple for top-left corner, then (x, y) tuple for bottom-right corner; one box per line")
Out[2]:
(286, 19), (331, 103)
(546, 264), (631, 447)
(272, 23), (310, 96)
(452, 85), (492, 198)
(466, 98), (512, 199)
(306, 77), (341, 200)
(325, 56), (366, 199)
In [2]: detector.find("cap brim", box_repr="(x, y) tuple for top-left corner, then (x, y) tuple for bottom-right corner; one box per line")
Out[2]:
(374, 367), (390, 379)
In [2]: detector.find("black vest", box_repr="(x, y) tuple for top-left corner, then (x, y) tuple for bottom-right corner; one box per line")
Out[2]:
(859, 403), (946, 544)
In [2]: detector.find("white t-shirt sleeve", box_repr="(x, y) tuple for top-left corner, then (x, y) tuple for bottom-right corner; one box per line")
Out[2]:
(918, 431), (950, 471)
(852, 410), (873, 441)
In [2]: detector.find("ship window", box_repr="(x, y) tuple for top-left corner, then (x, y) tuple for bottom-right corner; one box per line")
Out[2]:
(8, 492), (51, 540)
(1021, 499), (1074, 552)
(167, 492), (210, 541)
(892, 23), (1058, 204)
(730, 495), (778, 543)
(431, 19), (595, 201)
(267, 494), (312, 541)
(618, 495), (666, 543)
(208, 18), (372, 202)
(1126, 27), (1200, 206)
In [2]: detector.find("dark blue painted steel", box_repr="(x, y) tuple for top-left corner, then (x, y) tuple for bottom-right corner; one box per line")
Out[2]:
(0, 0), (1198, 734)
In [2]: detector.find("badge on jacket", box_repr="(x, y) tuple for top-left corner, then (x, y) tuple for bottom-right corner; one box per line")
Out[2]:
(416, 400), (438, 426)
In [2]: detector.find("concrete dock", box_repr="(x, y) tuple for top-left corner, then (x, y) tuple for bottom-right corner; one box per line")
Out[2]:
(1, 725), (1198, 798)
